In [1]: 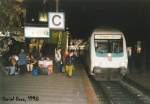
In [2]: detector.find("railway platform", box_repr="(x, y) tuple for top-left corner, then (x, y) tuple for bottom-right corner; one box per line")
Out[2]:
(126, 71), (150, 93)
(0, 64), (99, 104)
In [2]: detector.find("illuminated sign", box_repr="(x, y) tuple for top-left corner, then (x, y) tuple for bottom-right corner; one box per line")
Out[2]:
(24, 26), (49, 38)
(94, 34), (122, 39)
(48, 12), (65, 30)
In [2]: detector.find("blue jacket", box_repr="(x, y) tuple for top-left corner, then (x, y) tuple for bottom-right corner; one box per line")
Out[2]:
(18, 53), (27, 65)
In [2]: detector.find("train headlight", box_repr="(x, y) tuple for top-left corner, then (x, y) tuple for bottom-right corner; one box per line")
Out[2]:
(93, 67), (101, 73)
(108, 53), (112, 57)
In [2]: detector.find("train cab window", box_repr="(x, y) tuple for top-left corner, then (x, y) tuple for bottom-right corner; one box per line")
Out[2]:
(95, 40), (108, 53)
(94, 39), (123, 57)
(110, 39), (123, 53)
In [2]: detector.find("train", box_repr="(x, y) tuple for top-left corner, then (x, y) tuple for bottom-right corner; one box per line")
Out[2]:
(84, 27), (128, 81)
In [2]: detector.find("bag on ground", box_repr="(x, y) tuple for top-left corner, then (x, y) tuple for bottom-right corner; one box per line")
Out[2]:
(32, 67), (39, 76)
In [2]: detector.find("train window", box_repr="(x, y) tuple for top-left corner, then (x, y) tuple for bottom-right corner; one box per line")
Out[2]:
(110, 39), (123, 53)
(94, 39), (123, 57)
(95, 40), (108, 53)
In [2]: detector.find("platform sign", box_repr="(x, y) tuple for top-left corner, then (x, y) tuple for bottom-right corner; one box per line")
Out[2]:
(24, 26), (49, 38)
(48, 12), (65, 30)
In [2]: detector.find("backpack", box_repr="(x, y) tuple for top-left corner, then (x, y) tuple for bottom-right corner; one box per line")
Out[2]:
(32, 67), (39, 76)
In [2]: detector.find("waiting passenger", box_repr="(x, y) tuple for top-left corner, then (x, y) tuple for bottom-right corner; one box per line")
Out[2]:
(65, 51), (75, 78)
(27, 53), (35, 72)
(55, 47), (62, 72)
(18, 49), (28, 74)
(9, 54), (17, 75)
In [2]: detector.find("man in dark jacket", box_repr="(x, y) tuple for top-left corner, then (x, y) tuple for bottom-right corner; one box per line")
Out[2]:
(18, 49), (28, 74)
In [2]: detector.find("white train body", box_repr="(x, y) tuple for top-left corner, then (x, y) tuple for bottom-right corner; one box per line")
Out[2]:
(85, 28), (128, 80)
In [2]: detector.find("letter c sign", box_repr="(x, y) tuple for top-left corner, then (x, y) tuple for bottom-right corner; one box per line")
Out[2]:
(52, 15), (61, 26)
(48, 12), (65, 30)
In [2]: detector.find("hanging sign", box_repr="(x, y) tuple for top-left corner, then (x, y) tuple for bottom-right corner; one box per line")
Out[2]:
(48, 12), (65, 30)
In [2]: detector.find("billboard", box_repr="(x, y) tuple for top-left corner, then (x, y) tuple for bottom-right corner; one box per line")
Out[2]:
(24, 26), (49, 38)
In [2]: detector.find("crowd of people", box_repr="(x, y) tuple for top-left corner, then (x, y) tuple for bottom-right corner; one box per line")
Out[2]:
(6, 44), (80, 78)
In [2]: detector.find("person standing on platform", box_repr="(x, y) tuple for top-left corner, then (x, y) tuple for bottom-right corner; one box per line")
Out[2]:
(27, 53), (35, 73)
(18, 49), (28, 74)
(55, 47), (62, 72)
(65, 50), (74, 78)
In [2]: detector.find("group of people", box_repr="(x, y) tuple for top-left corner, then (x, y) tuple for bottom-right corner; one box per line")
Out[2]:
(8, 48), (52, 75)
(54, 47), (79, 77)
(7, 46), (80, 77)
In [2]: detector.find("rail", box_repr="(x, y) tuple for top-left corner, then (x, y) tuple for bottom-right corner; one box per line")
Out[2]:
(91, 80), (150, 104)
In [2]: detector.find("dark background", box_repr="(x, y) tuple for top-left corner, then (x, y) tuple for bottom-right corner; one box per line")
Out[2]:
(24, 0), (150, 46)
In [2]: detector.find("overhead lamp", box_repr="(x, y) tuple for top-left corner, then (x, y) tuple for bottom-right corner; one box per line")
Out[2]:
(39, 12), (48, 22)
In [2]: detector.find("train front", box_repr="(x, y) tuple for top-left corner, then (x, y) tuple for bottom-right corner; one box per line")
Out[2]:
(91, 34), (128, 81)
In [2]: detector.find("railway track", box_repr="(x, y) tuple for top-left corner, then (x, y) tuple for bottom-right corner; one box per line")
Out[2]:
(91, 79), (150, 104)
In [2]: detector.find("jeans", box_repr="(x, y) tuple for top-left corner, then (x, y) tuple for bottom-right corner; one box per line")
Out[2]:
(9, 66), (16, 75)
(56, 62), (62, 72)
(19, 65), (27, 74)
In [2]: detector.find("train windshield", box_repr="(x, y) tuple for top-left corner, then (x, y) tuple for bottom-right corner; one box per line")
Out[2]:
(94, 38), (123, 57)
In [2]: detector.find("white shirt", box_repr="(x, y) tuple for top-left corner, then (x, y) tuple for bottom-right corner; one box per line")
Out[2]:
(55, 50), (61, 62)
